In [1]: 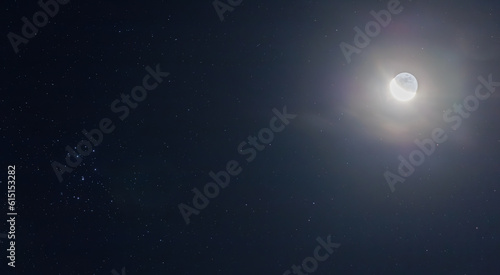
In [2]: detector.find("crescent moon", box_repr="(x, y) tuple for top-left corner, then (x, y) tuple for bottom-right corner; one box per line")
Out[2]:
(390, 72), (418, 101)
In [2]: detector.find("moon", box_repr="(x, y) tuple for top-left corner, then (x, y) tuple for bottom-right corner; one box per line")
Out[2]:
(390, 72), (418, 101)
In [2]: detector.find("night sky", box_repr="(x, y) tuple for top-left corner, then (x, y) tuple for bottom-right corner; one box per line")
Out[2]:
(2, 0), (500, 274)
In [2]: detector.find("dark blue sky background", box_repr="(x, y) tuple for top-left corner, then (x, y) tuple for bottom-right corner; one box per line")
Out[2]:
(1, 0), (500, 274)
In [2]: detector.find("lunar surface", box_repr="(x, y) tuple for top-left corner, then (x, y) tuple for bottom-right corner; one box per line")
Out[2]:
(390, 72), (418, 101)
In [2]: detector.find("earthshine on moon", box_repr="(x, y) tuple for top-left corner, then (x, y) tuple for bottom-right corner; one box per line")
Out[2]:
(390, 72), (418, 101)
